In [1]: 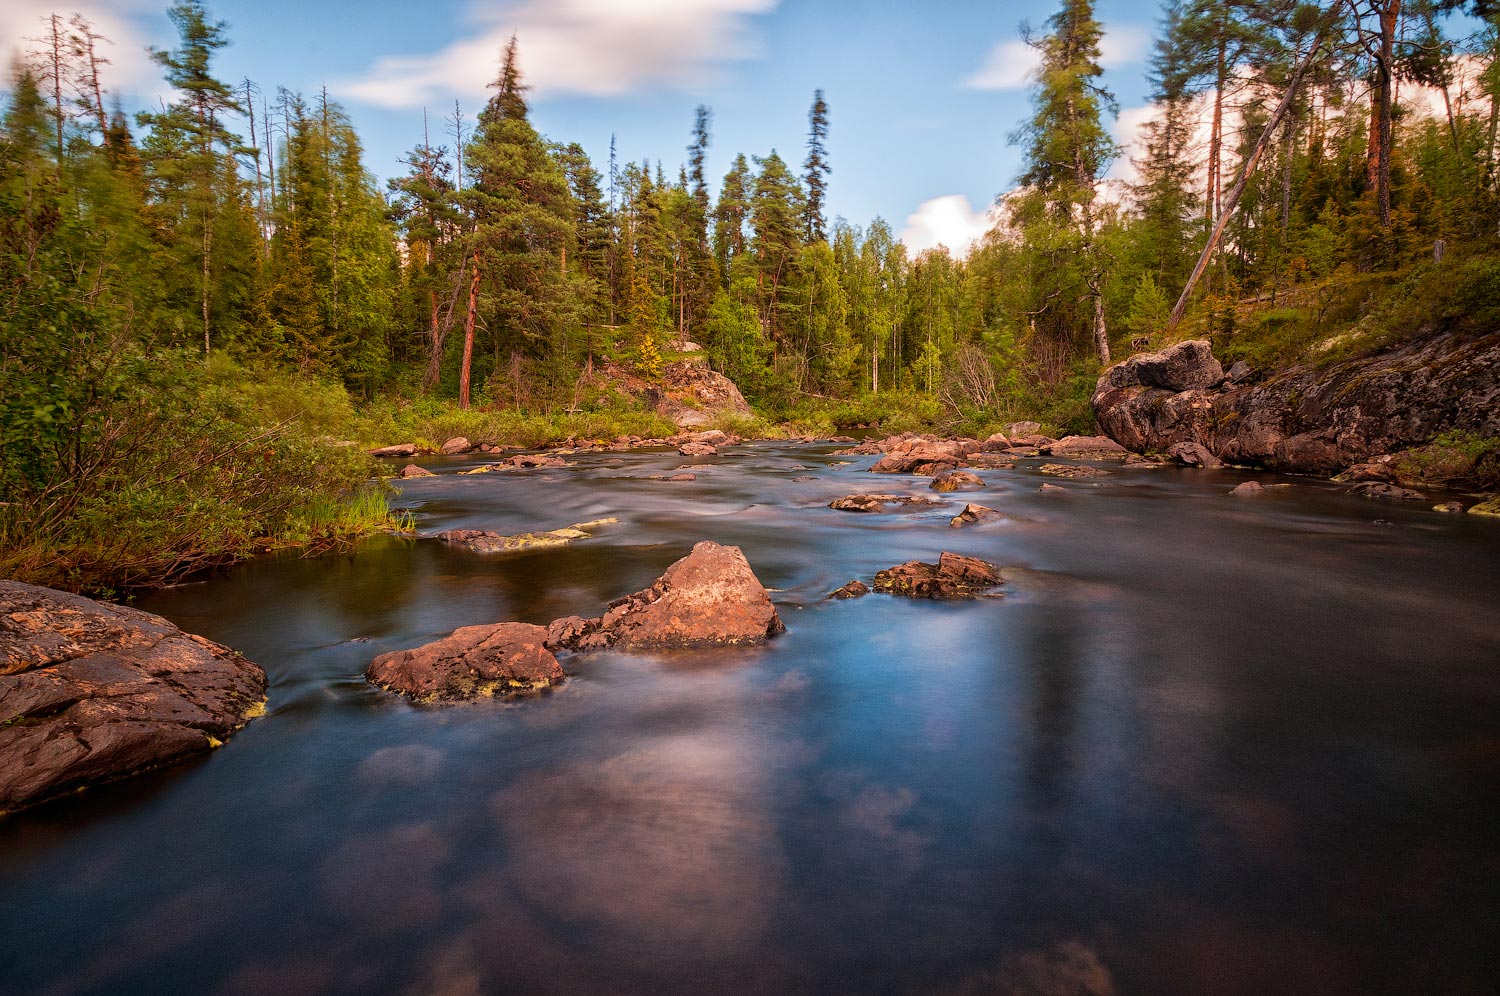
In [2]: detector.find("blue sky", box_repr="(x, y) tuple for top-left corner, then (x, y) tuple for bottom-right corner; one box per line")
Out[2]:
(3, 0), (1163, 251)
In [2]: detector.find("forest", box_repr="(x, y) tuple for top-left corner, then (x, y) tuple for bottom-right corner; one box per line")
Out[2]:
(3, 0), (1499, 592)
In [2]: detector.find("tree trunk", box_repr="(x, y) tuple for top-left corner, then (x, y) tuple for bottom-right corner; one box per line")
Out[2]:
(459, 255), (480, 409)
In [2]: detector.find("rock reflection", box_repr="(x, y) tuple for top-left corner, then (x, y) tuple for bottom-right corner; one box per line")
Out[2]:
(317, 822), (448, 932)
(938, 941), (1117, 996)
(491, 733), (784, 964)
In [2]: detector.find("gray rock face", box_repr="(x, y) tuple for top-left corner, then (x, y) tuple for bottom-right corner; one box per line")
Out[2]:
(1108, 339), (1225, 392)
(1093, 331), (1500, 476)
(0, 582), (267, 814)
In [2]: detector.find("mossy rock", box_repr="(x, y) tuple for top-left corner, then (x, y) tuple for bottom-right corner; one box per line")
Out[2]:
(1466, 497), (1500, 517)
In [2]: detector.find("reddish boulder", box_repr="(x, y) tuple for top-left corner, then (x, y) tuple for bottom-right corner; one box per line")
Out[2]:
(579, 541), (784, 650)
(367, 622), (563, 702)
(1349, 482), (1425, 501)
(398, 464), (436, 479)
(1230, 481), (1266, 496)
(829, 580), (871, 600)
(370, 443), (418, 458)
(678, 442), (718, 457)
(440, 436), (473, 455)
(1, 582), (267, 814)
(869, 438), (965, 474)
(1040, 463), (1110, 479)
(503, 453), (570, 469)
(1168, 441), (1224, 468)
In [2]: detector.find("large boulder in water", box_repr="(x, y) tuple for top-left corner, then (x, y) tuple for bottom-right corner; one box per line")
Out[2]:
(0, 581), (267, 814)
(366, 622), (564, 702)
(573, 541), (785, 651)
(869, 438), (966, 474)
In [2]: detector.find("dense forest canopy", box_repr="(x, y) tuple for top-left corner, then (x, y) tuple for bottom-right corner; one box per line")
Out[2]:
(4, 0), (1500, 589)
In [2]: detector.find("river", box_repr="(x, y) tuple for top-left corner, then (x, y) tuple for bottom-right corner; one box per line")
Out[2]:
(2, 441), (1497, 996)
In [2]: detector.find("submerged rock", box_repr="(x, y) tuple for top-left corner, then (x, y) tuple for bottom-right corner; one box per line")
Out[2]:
(829, 494), (945, 513)
(1038, 483), (1069, 494)
(436, 518), (616, 553)
(1230, 481), (1266, 496)
(872, 553), (1003, 600)
(367, 622), (563, 702)
(1433, 501), (1465, 513)
(0, 581), (267, 815)
(950, 503), (1006, 527)
(964, 453), (1017, 470)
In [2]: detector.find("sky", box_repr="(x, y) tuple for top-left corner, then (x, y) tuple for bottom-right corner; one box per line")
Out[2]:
(2, 0), (1168, 254)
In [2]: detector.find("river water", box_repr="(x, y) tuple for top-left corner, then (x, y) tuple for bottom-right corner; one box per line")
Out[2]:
(2, 442), (1497, 996)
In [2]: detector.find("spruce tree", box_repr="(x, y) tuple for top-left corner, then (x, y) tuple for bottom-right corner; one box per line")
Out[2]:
(802, 90), (831, 243)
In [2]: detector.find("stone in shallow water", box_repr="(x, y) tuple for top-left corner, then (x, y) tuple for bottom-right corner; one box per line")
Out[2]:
(436, 518), (616, 553)
(829, 580), (870, 599)
(398, 464), (435, 478)
(828, 494), (944, 513)
(950, 503), (1006, 527)
(0, 581), (267, 814)
(366, 622), (563, 702)
(1230, 481), (1265, 496)
(1040, 463), (1110, 479)
(1349, 482), (1425, 501)
(930, 470), (984, 493)
(872, 553), (1003, 600)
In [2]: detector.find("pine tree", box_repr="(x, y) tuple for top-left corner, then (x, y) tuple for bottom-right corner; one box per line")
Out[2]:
(802, 90), (831, 242)
(713, 154), (751, 287)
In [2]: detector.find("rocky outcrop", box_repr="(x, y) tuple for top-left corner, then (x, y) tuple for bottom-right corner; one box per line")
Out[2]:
(399, 464), (435, 479)
(1168, 441), (1224, 468)
(871, 553), (1003, 600)
(592, 358), (751, 429)
(869, 438), (967, 475)
(370, 443), (418, 458)
(436, 518), (616, 553)
(1093, 331), (1500, 477)
(367, 622), (563, 702)
(0, 582), (267, 814)
(368, 542), (784, 702)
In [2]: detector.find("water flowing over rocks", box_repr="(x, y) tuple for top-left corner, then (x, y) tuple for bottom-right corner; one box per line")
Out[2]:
(871, 553), (1003, 600)
(0, 582), (267, 814)
(1093, 331), (1500, 477)
(368, 542), (784, 702)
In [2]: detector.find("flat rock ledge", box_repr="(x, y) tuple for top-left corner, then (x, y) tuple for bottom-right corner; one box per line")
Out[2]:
(366, 541), (784, 703)
(829, 494), (945, 513)
(0, 581), (267, 815)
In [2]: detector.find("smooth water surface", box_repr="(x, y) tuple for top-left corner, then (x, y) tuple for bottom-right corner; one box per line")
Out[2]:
(3, 443), (1497, 996)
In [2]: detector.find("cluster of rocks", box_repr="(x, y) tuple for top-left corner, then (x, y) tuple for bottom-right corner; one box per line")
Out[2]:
(828, 494), (944, 513)
(833, 425), (1134, 480)
(0, 582), (268, 815)
(831, 552), (1004, 601)
(366, 541), (786, 703)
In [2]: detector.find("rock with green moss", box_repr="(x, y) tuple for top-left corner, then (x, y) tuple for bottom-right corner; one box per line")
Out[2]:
(1467, 497), (1500, 517)
(437, 518), (617, 553)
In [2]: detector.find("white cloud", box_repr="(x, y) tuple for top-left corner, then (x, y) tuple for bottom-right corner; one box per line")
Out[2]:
(963, 22), (1152, 91)
(0, 1), (160, 97)
(339, 0), (779, 108)
(901, 194), (1003, 258)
